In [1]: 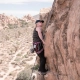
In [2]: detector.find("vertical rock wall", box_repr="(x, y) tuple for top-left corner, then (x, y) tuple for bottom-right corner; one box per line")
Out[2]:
(41, 0), (80, 80)
(40, 8), (51, 30)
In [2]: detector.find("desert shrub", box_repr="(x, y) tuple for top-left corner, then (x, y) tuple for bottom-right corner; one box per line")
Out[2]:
(19, 19), (28, 27)
(32, 64), (39, 70)
(8, 24), (18, 29)
(16, 65), (32, 80)
(16, 70), (29, 80)
(26, 57), (33, 61)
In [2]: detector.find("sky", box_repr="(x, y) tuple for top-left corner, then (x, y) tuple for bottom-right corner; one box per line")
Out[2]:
(0, 0), (53, 18)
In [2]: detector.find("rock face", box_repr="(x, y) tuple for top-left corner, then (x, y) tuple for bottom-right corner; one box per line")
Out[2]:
(40, 8), (51, 29)
(40, 0), (80, 80)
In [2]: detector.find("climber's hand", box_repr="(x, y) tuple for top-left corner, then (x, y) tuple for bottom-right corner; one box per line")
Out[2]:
(42, 40), (45, 45)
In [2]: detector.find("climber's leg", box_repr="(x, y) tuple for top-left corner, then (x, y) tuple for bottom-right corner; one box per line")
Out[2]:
(33, 42), (47, 73)
(38, 50), (46, 72)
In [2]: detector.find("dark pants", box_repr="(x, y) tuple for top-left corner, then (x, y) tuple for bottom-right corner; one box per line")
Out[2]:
(37, 50), (46, 72)
(33, 42), (46, 72)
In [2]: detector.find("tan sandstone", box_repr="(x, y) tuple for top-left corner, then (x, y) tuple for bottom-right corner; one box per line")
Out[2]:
(39, 0), (80, 80)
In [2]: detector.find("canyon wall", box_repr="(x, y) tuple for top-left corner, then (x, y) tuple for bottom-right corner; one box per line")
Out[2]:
(42, 0), (80, 80)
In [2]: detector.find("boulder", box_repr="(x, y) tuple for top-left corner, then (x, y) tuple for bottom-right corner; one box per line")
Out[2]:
(37, 73), (44, 80)
(31, 72), (44, 80)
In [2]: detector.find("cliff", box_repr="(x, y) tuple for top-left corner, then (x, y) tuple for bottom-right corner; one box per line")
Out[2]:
(40, 0), (80, 80)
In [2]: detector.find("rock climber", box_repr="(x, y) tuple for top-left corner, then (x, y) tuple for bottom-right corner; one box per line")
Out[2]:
(32, 20), (47, 74)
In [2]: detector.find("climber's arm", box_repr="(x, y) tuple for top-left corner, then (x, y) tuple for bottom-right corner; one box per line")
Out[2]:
(36, 27), (45, 44)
